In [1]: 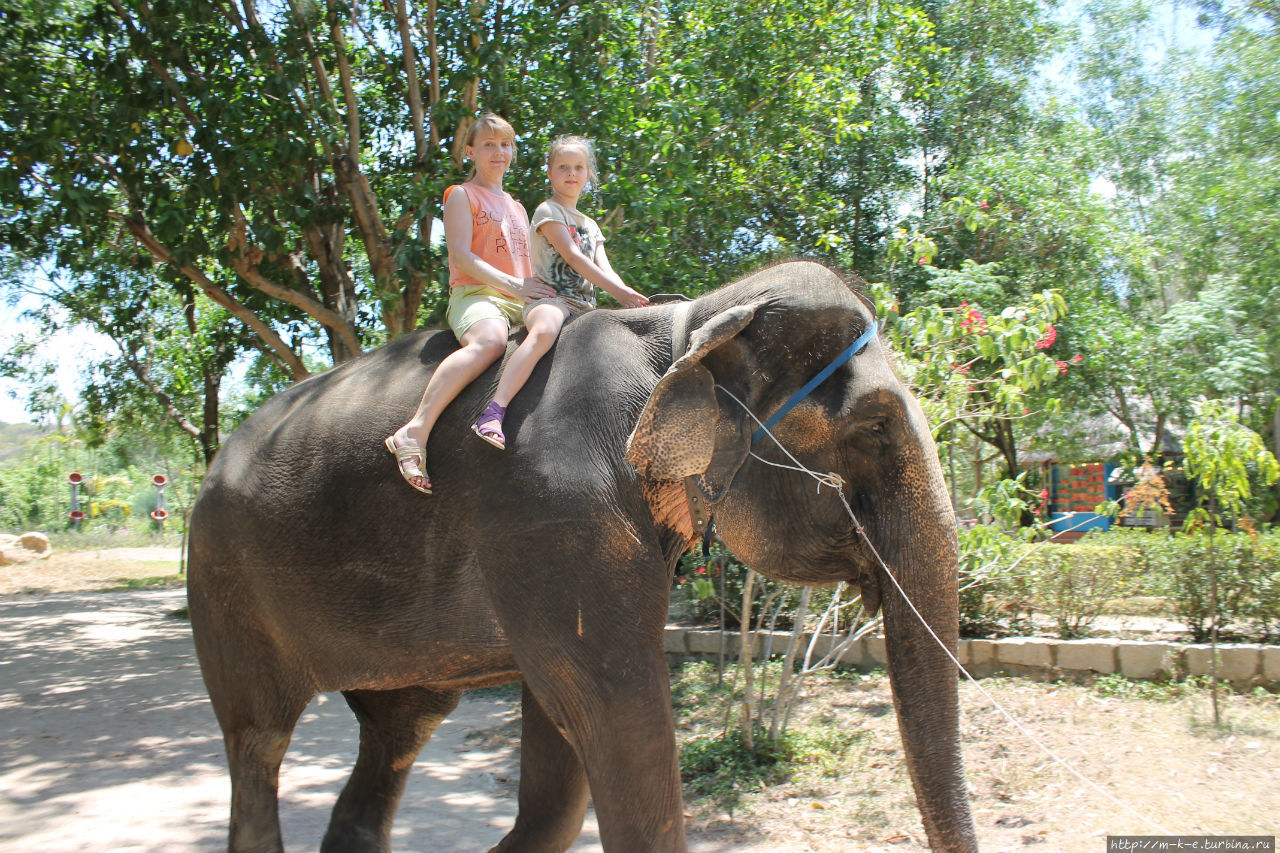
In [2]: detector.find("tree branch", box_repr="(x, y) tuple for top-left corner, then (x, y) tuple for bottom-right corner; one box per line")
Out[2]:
(396, 0), (429, 163)
(327, 0), (362, 161)
(115, 343), (203, 441)
(229, 206), (363, 357)
(107, 211), (310, 381)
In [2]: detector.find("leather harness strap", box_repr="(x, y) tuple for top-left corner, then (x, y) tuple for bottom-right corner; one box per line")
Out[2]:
(668, 301), (712, 540)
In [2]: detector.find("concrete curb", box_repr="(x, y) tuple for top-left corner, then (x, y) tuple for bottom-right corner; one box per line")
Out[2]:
(663, 626), (1280, 689)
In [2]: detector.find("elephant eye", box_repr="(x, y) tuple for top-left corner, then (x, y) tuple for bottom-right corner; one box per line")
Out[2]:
(869, 420), (886, 434)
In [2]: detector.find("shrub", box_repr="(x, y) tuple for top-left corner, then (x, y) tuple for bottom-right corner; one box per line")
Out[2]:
(1017, 541), (1141, 638)
(1143, 532), (1273, 641)
(956, 524), (1034, 637)
(673, 544), (835, 631)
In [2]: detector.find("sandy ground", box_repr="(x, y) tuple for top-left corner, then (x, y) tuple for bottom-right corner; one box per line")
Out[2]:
(2, 552), (1276, 852)
(0, 547), (185, 595)
(0, 587), (838, 853)
(0, 588), (604, 853)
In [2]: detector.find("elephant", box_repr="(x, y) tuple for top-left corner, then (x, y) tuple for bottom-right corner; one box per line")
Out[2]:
(187, 260), (977, 852)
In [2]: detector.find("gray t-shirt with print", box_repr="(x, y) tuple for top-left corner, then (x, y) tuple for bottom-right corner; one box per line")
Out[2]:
(530, 199), (605, 309)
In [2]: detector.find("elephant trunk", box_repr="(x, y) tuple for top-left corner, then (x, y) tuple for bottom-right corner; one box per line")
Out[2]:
(878, 541), (977, 851)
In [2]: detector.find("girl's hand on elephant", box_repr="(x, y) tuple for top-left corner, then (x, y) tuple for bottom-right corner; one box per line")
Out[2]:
(617, 288), (650, 309)
(511, 276), (556, 302)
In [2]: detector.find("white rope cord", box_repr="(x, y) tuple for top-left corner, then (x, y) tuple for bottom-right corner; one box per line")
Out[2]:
(716, 385), (1172, 835)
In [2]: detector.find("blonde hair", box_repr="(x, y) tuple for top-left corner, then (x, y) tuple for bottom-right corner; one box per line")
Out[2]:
(461, 112), (517, 177)
(546, 135), (599, 188)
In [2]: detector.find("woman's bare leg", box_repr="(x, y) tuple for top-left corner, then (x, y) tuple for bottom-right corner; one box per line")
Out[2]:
(387, 317), (510, 485)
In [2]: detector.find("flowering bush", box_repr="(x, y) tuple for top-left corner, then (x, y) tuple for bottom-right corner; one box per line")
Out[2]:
(866, 267), (1069, 440)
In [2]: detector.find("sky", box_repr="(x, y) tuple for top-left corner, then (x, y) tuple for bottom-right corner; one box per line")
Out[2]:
(0, 290), (111, 425)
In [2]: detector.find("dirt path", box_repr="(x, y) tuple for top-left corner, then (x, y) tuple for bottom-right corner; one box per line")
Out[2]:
(0, 588), (821, 852)
(0, 588), (599, 853)
(0, 547), (184, 595)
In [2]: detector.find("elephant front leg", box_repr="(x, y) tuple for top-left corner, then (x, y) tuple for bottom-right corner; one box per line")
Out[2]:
(524, 651), (688, 853)
(321, 686), (462, 853)
(488, 682), (590, 853)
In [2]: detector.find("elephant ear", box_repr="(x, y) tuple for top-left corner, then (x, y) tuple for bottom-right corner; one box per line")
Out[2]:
(626, 303), (760, 483)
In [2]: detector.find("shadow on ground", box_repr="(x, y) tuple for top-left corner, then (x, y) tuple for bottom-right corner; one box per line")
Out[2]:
(0, 589), (607, 852)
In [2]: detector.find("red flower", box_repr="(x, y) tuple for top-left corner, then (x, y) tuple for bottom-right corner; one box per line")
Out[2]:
(918, 257), (927, 265)
(1055, 360), (1069, 375)
(1035, 324), (1057, 350)
(1072, 354), (1083, 363)
(959, 307), (987, 334)
(951, 363), (970, 375)
(696, 566), (706, 575)
(980, 200), (989, 209)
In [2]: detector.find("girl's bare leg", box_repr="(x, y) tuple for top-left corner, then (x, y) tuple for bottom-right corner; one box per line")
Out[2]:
(387, 318), (510, 482)
(492, 303), (567, 408)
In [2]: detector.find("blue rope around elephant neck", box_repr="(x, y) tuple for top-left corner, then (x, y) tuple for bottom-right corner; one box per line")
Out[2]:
(751, 321), (879, 445)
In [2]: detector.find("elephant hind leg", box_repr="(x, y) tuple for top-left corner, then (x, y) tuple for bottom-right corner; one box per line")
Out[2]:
(195, 619), (312, 853)
(320, 686), (462, 853)
(487, 683), (590, 853)
(222, 697), (310, 853)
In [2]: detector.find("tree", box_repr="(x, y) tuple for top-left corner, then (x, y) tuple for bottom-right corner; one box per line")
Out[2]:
(1158, 3), (1280, 449)
(870, 266), (1069, 488)
(1182, 399), (1279, 723)
(1067, 0), (1280, 442)
(3, 0), (959, 452)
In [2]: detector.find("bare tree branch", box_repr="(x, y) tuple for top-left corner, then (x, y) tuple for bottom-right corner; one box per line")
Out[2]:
(107, 211), (310, 381)
(396, 0), (429, 163)
(229, 205), (363, 357)
(115, 344), (204, 441)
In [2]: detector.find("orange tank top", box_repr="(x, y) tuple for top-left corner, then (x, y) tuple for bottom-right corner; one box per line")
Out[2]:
(444, 183), (532, 293)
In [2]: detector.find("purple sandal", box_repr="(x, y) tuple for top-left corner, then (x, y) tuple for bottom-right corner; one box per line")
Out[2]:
(472, 401), (507, 450)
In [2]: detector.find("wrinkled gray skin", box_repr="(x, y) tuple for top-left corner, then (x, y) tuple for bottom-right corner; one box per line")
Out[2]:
(188, 261), (977, 853)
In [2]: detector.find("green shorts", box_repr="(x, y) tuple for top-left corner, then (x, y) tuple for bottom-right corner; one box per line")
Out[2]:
(446, 284), (527, 339)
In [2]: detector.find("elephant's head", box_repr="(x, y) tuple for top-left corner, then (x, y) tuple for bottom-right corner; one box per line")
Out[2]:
(626, 261), (977, 851)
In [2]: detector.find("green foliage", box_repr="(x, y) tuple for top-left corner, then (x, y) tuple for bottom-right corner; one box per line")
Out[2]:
(0, 422), (42, 465)
(1183, 400), (1280, 528)
(678, 715), (862, 808)
(674, 544), (832, 631)
(961, 527), (1280, 642)
(680, 727), (791, 806)
(0, 426), (199, 534)
(1012, 543), (1140, 639)
(954, 474), (1051, 635)
(1090, 673), (1205, 702)
(1142, 531), (1280, 642)
(869, 272), (1069, 482)
(0, 439), (69, 531)
(672, 659), (866, 810)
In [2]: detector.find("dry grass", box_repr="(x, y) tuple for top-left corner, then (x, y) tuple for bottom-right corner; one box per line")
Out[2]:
(677, 670), (1280, 852)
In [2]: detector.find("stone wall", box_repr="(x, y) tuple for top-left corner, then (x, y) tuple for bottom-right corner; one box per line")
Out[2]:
(663, 627), (1280, 690)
